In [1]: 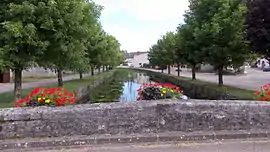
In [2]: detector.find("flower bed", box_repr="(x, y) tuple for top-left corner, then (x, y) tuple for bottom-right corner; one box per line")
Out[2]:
(255, 84), (270, 101)
(14, 87), (76, 107)
(137, 83), (188, 100)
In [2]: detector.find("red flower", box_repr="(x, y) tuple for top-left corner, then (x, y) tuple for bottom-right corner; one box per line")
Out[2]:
(18, 99), (25, 103)
(69, 97), (76, 103)
(15, 87), (77, 108)
(255, 84), (270, 102)
(30, 87), (42, 95)
(68, 93), (74, 97)
(57, 98), (66, 105)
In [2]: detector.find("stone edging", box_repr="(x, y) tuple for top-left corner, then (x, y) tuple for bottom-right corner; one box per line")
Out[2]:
(0, 130), (269, 150)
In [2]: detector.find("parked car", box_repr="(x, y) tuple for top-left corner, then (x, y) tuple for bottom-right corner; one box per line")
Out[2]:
(263, 66), (270, 72)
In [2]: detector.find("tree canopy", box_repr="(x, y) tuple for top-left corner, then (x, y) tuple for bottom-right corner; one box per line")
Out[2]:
(148, 0), (250, 85)
(0, 0), (124, 102)
(246, 0), (270, 59)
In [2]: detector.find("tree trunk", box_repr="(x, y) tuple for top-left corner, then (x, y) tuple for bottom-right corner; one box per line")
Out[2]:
(14, 68), (22, 102)
(91, 67), (94, 75)
(57, 69), (63, 87)
(177, 64), (180, 76)
(79, 72), (83, 79)
(218, 65), (224, 86)
(102, 66), (105, 72)
(192, 64), (196, 80)
(161, 69), (164, 73)
(98, 68), (101, 74)
(168, 65), (171, 74)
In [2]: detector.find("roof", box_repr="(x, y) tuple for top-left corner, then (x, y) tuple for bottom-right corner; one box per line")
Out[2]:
(125, 52), (148, 59)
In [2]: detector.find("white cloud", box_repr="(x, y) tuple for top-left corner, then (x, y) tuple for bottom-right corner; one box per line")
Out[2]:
(94, 0), (189, 52)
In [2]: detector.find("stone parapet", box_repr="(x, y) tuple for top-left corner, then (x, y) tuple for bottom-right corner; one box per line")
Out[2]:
(0, 99), (269, 140)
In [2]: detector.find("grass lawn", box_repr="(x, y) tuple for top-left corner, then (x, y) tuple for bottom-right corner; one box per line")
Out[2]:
(0, 70), (114, 109)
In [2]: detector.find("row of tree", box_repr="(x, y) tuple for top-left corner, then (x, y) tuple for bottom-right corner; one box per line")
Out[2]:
(0, 0), (124, 101)
(148, 0), (268, 86)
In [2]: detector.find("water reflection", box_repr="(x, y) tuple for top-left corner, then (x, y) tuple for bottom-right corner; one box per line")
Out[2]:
(89, 70), (154, 103)
(119, 72), (155, 102)
(119, 81), (141, 102)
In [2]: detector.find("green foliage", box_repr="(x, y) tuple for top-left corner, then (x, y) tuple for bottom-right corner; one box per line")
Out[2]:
(0, 1), (49, 70)
(0, 0), (123, 101)
(36, 0), (95, 72)
(199, 0), (249, 68)
(148, 0), (250, 85)
(148, 32), (178, 68)
(86, 25), (123, 69)
(176, 24), (203, 66)
(246, 0), (270, 59)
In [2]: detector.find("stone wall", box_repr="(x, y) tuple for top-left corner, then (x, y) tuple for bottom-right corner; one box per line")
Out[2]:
(0, 99), (269, 140)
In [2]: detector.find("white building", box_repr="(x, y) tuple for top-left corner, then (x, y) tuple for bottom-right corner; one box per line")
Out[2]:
(124, 52), (149, 68)
(199, 64), (215, 72)
(132, 52), (149, 68)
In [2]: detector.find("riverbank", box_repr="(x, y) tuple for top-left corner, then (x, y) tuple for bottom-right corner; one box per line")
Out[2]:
(134, 68), (255, 100)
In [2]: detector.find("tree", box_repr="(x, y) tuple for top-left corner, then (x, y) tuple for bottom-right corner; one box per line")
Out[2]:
(0, 1), (49, 101)
(176, 23), (204, 80)
(246, 0), (270, 60)
(77, 1), (102, 79)
(36, 0), (102, 86)
(148, 44), (168, 73)
(187, 0), (249, 85)
(0, 0), (121, 102)
(86, 24), (106, 75)
(102, 35), (124, 68)
(148, 35), (176, 74)
(161, 32), (178, 74)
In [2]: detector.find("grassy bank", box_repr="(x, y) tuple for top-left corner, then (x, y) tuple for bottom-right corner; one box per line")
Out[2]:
(170, 74), (255, 100)
(0, 70), (114, 108)
(134, 68), (255, 100)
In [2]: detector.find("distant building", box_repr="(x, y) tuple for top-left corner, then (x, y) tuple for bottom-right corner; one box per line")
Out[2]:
(124, 52), (149, 68)
(199, 64), (215, 72)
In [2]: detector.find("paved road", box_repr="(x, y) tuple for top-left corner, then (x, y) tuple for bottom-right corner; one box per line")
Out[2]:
(14, 139), (270, 152)
(0, 71), (99, 93)
(146, 67), (269, 90)
(0, 67), (267, 93)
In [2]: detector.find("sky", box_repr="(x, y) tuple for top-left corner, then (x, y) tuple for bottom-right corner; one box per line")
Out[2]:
(94, 0), (189, 52)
